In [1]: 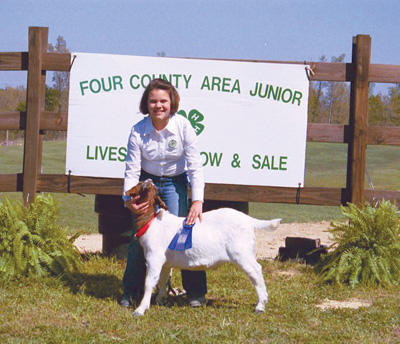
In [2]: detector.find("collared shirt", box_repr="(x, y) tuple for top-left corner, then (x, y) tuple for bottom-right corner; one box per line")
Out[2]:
(123, 114), (204, 201)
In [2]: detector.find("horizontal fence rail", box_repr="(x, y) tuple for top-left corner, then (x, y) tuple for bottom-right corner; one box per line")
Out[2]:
(1, 173), (399, 205)
(2, 52), (400, 82)
(1, 28), (400, 207)
(0, 111), (68, 130)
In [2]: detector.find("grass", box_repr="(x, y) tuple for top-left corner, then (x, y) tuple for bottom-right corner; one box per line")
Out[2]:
(0, 141), (97, 233)
(1, 140), (400, 231)
(1, 141), (400, 342)
(1, 257), (399, 343)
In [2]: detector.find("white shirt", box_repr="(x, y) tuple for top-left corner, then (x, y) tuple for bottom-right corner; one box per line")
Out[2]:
(123, 114), (205, 201)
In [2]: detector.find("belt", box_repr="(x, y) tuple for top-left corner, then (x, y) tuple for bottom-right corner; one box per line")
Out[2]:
(140, 170), (186, 184)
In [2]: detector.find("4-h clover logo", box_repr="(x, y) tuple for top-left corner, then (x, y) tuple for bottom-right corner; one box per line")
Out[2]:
(177, 109), (205, 136)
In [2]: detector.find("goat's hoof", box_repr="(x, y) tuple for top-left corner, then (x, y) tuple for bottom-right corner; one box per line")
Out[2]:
(132, 310), (144, 317)
(255, 307), (265, 314)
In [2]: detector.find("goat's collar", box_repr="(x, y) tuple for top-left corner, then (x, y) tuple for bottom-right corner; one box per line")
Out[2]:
(135, 212), (158, 238)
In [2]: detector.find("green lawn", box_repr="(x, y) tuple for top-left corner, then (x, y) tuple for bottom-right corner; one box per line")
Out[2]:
(1, 258), (399, 343)
(1, 141), (400, 342)
(1, 140), (399, 232)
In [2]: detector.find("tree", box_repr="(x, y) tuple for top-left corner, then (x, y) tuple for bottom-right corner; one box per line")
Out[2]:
(325, 54), (349, 124)
(13, 87), (59, 113)
(368, 94), (385, 125)
(308, 56), (327, 122)
(307, 55), (350, 124)
(367, 84), (400, 126)
(44, 87), (60, 112)
(47, 36), (69, 113)
(308, 86), (322, 122)
(0, 86), (26, 112)
(387, 84), (400, 125)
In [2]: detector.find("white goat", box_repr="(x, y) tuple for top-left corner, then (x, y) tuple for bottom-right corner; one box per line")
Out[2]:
(126, 179), (281, 316)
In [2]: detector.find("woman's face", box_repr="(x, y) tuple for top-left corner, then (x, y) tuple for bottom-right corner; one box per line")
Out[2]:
(147, 88), (171, 130)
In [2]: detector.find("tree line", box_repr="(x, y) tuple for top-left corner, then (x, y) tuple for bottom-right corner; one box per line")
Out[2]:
(0, 44), (399, 144)
(309, 54), (400, 126)
(0, 36), (69, 144)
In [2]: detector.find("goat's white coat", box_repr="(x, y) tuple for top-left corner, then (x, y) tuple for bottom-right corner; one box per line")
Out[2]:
(133, 208), (281, 316)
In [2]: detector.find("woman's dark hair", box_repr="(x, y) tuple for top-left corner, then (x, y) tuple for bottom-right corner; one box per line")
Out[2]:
(139, 78), (180, 114)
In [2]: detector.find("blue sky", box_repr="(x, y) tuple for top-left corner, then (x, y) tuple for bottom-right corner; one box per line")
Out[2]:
(1, 0), (399, 93)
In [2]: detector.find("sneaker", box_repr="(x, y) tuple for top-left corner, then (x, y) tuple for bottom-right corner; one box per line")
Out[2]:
(120, 298), (130, 308)
(189, 296), (206, 307)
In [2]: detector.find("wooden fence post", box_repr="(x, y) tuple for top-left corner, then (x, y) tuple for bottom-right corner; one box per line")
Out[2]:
(22, 27), (48, 205)
(346, 34), (371, 205)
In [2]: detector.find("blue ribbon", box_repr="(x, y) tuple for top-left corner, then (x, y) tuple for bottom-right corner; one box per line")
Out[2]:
(168, 219), (194, 251)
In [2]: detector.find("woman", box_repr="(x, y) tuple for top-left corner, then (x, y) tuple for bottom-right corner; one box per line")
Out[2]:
(121, 78), (207, 308)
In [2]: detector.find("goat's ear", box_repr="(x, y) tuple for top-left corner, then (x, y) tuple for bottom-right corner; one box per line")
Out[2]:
(156, 195), (168, 210)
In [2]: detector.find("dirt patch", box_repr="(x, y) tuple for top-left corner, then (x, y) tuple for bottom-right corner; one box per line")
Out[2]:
(315, 298), (372, 310)
(255, 221), (333, 260)
(74, 221), (334, 259)
(74, 234), (103, 254)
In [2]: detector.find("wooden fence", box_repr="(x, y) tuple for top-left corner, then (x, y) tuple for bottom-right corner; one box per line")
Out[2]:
(1, 26), (400, 208)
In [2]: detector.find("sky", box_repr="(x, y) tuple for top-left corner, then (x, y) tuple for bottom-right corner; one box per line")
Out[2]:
(0, 0), (399, 93)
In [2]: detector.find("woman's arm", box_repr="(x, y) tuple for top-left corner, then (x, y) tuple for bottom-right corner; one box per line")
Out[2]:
(182, 119), (205, 224)
(123, 129), (142, 198)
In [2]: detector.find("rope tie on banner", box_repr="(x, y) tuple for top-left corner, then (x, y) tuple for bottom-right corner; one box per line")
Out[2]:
(67, 170), (86, 197)
(304, 61), (315, 81)
(67, 170), (85, 197)
(69, 55), (77, 72)
(296, 183), (302, 205)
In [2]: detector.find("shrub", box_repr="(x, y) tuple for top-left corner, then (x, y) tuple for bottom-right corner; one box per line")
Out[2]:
(315, 200), (400, 288)
(0, 194), (82, 279)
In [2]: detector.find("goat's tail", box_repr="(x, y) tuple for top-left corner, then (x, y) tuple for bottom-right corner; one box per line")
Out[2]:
(253, 218), (281, 231)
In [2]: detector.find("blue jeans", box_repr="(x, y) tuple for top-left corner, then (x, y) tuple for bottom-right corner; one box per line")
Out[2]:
(122, 171), (207, 300)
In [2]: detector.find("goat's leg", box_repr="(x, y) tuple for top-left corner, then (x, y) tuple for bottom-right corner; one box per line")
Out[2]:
(234, 256), (269, 313)
(132, 261), (163, 317)
(155, 266), (171, 305)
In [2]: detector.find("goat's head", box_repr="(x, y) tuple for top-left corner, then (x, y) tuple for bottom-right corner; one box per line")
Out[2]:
(125, 179), (168, 211)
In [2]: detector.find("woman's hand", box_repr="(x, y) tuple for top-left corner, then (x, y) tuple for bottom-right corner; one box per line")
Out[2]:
(125, 195), (150, 215)
(186, 200), (203, 225)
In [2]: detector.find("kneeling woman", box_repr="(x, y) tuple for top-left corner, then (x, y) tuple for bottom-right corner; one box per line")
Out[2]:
(121, 78), (207, 308)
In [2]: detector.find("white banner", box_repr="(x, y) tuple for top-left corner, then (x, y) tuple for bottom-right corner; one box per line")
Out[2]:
(66, 53), (309, 187)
